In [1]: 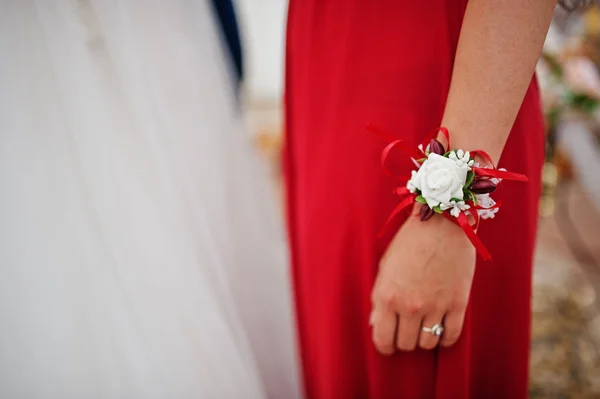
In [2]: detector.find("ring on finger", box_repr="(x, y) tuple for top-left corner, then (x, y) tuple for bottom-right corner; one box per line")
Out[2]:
(422, 323), (444, 337)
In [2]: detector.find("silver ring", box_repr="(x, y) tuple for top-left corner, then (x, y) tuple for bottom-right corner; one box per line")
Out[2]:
(422, 324), (444, 337)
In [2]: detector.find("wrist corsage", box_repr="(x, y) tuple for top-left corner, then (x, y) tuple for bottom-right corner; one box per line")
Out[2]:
(367, 124), (528, 261)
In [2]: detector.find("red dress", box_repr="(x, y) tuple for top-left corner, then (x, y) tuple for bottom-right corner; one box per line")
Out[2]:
(284, 2), (545, 398)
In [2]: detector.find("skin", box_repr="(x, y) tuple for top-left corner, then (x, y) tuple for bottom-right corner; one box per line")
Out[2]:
(371, 0), (558, 354)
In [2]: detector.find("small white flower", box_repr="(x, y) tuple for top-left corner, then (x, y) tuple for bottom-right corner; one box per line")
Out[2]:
(441, 200), (470, 218)
(448, 149), (473, 169)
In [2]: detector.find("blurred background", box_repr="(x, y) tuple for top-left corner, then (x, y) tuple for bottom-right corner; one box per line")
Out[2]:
(237, 3), (600, 397)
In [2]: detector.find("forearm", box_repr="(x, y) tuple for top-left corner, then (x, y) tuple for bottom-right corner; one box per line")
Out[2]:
(441, 0), (557, 163)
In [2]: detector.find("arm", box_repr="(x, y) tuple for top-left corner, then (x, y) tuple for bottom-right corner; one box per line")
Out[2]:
(442, 0), (556, 163)
(370, 0), (557, 355)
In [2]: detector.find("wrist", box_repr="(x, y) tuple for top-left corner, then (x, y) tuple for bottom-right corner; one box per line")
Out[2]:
(435, 126), (504, 166)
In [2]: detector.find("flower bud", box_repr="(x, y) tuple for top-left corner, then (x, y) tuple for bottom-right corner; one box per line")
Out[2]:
(427, 139), (445, 155)
(469, 179), (497, 194)
(419, 204), (435, 221)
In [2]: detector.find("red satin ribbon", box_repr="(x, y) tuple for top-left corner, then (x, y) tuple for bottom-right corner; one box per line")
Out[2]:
(473, 167), (528, 182)
(381, 140), (422, 174)
(369, 123), (528, 262)
(456, 212), (491, 261)
(470, 150), (495, 168)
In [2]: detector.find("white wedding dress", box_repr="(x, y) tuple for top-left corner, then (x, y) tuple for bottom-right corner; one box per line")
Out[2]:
(0, 1), (301, 398)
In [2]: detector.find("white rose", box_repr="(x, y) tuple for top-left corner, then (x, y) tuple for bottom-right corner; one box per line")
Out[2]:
(409, 153), (469, 208)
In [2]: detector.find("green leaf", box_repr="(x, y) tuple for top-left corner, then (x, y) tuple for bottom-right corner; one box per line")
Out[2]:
(465, 171), (475, 187)
(469, 191), (478, 206)
(433, 205), (443, 214)
(417, 158), (427, 163)
(415, 195), (427, 204)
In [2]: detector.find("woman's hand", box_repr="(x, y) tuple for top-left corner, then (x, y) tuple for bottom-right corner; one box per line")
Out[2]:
(370, 212), (476, 353)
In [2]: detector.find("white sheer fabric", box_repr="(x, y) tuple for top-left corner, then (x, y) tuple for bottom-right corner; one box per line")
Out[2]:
(0, 1), (301, 398)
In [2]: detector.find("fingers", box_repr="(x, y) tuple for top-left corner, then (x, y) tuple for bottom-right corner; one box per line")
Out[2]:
(371, 284), (467, 353)
(371, 308), (398, 355)
(418, 312), (446, 350)
(372, 307), (466, 352)
(439, 310), (465, 347)
(395, 314), (421, 351)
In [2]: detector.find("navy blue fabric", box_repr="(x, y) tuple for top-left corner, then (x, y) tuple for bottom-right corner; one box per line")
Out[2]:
(210, 0), (243, 85)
